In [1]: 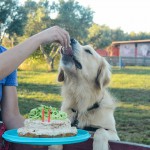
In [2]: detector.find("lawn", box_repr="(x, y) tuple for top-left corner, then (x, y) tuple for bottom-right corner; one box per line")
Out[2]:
(17, 66), (150, 145)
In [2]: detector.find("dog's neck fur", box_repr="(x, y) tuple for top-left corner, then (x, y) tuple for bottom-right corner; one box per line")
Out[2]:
(61, 77), (114, 113)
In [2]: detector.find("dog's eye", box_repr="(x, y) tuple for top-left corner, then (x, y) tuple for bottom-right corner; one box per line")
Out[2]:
(85, 49), (93, 55)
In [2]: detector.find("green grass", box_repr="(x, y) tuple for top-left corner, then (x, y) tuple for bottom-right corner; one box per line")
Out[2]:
(17, 66), (150, 145)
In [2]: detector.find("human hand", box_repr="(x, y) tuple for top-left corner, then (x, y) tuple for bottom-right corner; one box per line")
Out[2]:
(37, 26), (70, 48)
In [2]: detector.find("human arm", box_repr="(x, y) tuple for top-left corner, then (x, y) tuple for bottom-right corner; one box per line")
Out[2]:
(1, 86), (24, 129)
(0, 26), (70, 80)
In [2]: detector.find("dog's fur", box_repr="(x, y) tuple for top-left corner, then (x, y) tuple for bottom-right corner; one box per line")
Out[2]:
(58, 40), (120, 150)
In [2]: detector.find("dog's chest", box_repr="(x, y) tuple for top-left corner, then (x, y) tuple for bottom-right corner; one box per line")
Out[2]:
(71, 102), (101, 128)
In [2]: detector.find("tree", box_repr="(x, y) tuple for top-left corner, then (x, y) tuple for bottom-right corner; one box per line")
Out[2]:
(111, 28), (128, 41)
(21, 0), (57, 71)
(0, 0), (27, 45)
(21, 0), (94, 71)
(87, 24), (112, 49)
(46, 0), (93, 70)
(50, 0), (94, 42)
(40, 43), (60, 71)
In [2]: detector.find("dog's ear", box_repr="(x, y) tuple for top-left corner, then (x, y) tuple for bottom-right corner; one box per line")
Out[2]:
(58, 69), (64, 82)
(95, 58), (111, 89)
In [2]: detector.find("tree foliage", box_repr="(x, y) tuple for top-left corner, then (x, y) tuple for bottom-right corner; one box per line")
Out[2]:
(87, 23), (150, 49)
(51, 0), (94, 41)
(20, 0), (94, 70)
(1, 0), (150, 70)
(0, 0), (27, 44)
(88, 24), (112, 49)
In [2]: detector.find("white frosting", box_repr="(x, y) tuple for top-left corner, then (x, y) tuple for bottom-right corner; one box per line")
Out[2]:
(24, 119), (71, 128)
(18, 119), (77, 136)
(18, 127), (77, 136)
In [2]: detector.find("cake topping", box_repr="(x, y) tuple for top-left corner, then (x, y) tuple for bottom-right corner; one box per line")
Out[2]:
(28, 105), (67, 121)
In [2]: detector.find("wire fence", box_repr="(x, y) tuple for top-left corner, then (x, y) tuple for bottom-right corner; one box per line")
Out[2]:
(105, 56), (150, 67)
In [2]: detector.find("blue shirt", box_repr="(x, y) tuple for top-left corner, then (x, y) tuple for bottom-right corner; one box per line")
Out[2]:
(0, 46), (18, 101)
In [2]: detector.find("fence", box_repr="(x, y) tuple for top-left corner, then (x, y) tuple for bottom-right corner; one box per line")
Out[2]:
(105, 57), (150, 67)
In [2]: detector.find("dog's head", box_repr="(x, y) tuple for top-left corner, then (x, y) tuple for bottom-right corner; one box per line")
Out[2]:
(58, 39), (111, 89)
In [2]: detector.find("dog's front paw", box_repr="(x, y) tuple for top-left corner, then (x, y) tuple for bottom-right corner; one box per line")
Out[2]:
(48, 145), (63, 150)
(93, 129), (110, 150)
(93, 128), (120, 150)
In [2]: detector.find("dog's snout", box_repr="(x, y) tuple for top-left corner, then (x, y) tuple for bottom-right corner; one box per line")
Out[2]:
(70, 38), (77, 45)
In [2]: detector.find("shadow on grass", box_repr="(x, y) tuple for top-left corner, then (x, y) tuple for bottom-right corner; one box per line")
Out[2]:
(109, 87), (150, 104)
(18, 83), (61, 95)
(112, 67), (150, 75)
(18, 97), (61, 115)
(114, 107), (150, 144)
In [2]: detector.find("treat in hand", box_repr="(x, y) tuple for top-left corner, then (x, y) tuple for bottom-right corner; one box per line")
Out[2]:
(60, 46), (73, 56)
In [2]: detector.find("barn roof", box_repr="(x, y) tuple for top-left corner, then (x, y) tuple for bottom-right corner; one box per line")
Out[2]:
(112, 39), (150, 45)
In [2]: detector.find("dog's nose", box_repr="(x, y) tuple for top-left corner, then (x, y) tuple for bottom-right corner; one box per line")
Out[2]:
(70, 38), (76, 45)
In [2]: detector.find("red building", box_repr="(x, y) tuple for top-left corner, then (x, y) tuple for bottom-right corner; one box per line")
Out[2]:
(97, 39), (150, 57)
(111, 39), (150, 57)
(96, 47), (119, 57)
(96, 49), (108, 56)
(96, 39), (150, 66)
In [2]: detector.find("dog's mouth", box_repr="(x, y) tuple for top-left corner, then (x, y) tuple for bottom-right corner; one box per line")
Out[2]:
(60, 46), (82, 69)
(60, 47), (73, 56)
(73, 57), (82, 69)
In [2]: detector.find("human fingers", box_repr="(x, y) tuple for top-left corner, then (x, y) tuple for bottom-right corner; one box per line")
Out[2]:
(39, 26), (70, 47)
(56, 27), (70, 48)
(63, 30), (70, 48)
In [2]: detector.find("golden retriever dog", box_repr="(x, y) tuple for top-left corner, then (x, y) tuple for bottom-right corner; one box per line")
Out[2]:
(58, 39), (120, 150)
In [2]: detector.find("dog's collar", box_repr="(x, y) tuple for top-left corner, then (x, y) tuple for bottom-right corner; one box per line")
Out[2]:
(71, 96), (104, 127)
(71, 101), (100, 113)
(71, 95), (104, 113)
(83, 125), (117, 133)
(83, 125), (109, 132)
(87, 101), (100, 111)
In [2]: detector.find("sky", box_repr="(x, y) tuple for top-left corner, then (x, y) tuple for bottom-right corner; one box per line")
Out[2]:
(22, 0), (150, 33)
(77, 0), (150, 33)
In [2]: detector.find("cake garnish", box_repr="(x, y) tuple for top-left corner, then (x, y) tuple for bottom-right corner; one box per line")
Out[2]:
(28, 105), (67, 121)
